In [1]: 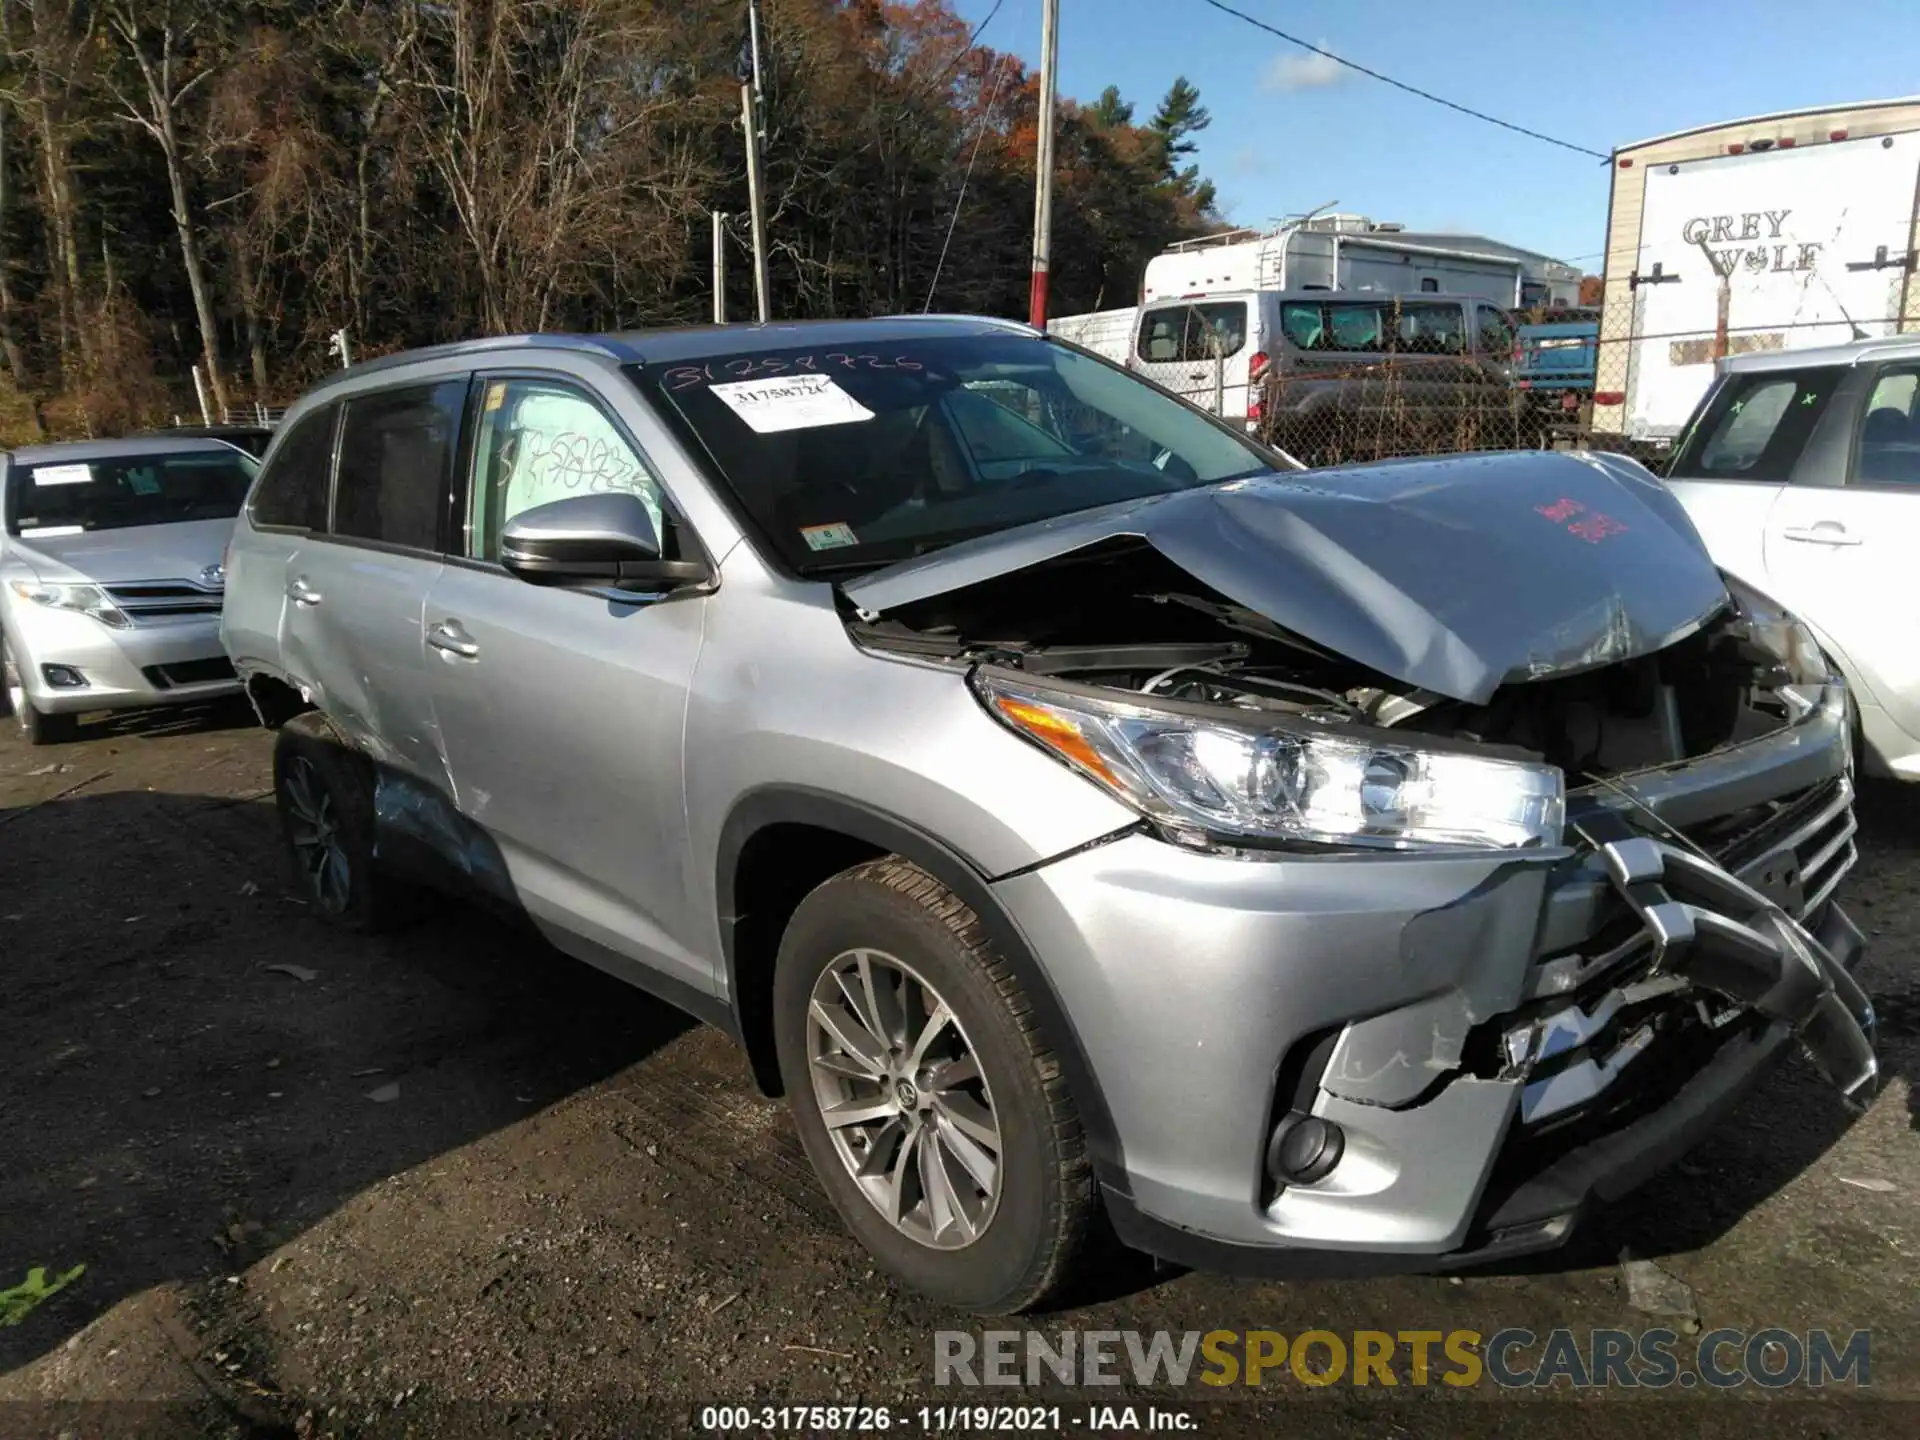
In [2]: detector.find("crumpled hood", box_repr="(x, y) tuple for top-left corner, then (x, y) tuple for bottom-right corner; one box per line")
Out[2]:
(5, 518), (233, 587)
(842, 450), (1730, 706)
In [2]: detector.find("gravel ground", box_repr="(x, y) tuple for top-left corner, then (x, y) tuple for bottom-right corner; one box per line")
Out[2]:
(0, 704), (1915, 1439)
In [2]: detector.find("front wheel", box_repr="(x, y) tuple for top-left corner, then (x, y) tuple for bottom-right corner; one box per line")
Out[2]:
(773, 859), (1095, 1313)
(1, 629), (76, 745)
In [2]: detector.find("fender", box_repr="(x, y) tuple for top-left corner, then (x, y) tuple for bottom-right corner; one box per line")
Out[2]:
(716, 785), (1130, 1194)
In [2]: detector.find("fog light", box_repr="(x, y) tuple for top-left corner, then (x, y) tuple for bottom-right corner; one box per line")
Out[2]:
(1266, 1112), (1344, 1185)
(41, 664), (87, 689)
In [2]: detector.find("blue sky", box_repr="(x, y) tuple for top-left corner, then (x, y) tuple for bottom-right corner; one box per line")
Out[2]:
(952, 0), (1919, 269)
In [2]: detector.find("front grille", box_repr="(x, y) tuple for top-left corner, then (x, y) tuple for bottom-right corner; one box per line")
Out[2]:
(103, 579), (223, 624)
(141, 656), (236, 689)
(1497, 775), (1859, 1133)
(1699, 776), (1857, 924)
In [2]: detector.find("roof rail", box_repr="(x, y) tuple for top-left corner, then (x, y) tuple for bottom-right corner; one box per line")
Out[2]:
(337, 332), (648, 381)
(873, 313), (1039, 335)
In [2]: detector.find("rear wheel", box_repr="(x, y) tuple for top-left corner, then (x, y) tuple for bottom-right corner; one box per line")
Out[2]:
(773, 859), (1095, 1313)
(1, 629), (76, 746)
(273, 713), (429, 932)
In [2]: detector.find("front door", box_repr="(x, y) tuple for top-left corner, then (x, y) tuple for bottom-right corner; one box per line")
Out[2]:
(1664, 363), (1845, 595)
(1763, 358), (1920, 751)
(422, 374), (715, 994)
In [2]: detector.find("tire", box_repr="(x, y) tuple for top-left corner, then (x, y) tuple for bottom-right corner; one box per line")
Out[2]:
(773, 858), (1094, 1314)
(1, 628), (76, 746)
(272, 712), (429, 933)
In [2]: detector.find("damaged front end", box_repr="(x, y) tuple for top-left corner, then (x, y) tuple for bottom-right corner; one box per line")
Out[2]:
(846, 451), (1876, 1261)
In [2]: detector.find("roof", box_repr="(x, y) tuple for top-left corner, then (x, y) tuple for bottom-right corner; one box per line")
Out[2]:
(1380, 233), (1580, 273)
(4, 434), (256, 464)
(1722, 332), (1920, 374)
(1138, 288), (1509, 306)
(327, 316), (1037, 385)
(1616, 95), (1920, 156)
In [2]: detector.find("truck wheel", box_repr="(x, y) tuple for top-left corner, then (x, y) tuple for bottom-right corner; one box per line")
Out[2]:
(2, 629), (76, 746)
(773, 859), (1095, 1314)
(273, 712), (429, 933)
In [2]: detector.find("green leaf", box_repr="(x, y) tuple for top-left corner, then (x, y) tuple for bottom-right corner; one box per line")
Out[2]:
(0, 1264), (87, 1327)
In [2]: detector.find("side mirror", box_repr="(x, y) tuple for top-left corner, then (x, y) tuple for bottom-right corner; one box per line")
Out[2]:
(499, 492), (709, 590)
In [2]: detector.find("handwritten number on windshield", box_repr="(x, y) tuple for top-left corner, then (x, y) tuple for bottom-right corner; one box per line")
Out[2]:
(660, 355), (923, 390)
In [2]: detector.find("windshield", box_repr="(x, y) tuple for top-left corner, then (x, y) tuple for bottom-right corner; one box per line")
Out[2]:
(6, 449), (258, 536)
(631, 333), (1275, 572)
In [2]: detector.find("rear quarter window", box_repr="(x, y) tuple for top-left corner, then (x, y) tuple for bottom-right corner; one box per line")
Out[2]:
(249, 405), (338, 531)
(1669, 368), (1840, 482)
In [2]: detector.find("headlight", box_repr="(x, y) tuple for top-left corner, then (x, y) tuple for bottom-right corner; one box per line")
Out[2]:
(1723, 574), (1834, 717)
(974, 672), (1565, 851)
(7, 579), (131, 629)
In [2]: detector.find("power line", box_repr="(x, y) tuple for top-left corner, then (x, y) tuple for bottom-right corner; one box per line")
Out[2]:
(916, 0), (1009, 98)
(926, 52), (1018, 311)
(1198, 0), (1609, 161)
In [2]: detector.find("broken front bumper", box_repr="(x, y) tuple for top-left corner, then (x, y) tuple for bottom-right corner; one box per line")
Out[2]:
(994, 691), (1876, 1274)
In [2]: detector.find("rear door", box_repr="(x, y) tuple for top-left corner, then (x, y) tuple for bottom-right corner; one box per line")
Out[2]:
(1132, 297), (1253, 418)
(223, 403), (337, 682)
(279, 378), (466, 784)
(1664, 363), (1844, 589)
(1763, 357), (1920, 751)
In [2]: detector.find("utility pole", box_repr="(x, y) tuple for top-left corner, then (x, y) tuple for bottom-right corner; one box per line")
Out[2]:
(747, 0), (766, 129)
(712, 212), (729, 324)
(1028, 0), (1060, 330)
(741, 84), (771, 323)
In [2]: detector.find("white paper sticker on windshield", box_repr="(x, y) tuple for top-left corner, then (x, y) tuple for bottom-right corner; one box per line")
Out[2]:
(709, 373), (874, 433)
(31, 463), (93, 486)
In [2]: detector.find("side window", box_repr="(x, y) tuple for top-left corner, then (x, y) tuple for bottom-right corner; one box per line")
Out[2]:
(1187, 302), (1247, 360)
(1324, 303), (1386, 353)
(1475, 306), (1515, 357)
(1672, 368), (1840, 481)
(1137, 309), (1184, 363)
(1280, 302), (1324, 351)
(467, 378), (666, 563)
(1855, 366), (1920, 488)
(248, 405), (336, 531)
(334, 381), (466, 551)
(1394, 303), (1467, 356)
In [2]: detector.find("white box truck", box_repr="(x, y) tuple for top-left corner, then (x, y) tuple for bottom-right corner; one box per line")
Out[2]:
(1594, 99), (1920, 443)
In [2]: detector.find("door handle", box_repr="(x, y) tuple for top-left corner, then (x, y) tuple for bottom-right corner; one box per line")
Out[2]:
(286, 577), (322, 606)
(1781, 523), (1863, 547)
(426, 620), (479, 659)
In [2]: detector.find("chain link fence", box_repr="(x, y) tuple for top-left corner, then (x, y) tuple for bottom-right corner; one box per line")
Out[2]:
(1076, 283), (1917, 475)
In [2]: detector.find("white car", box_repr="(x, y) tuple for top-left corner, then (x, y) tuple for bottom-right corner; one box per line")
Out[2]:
(1665, 335), (1920, 780)
(1, 436), (256, 743)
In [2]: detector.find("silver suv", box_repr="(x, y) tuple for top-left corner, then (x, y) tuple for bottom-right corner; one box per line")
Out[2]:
(221, 318), (1876, 1312)
(2, 436), (256, 743)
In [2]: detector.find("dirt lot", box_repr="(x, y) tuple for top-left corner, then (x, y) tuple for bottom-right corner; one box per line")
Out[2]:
(1, 704), (1916, 1439)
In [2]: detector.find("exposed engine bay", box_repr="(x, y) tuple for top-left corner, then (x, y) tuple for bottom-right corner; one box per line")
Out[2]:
(849, 540), (1817, 780)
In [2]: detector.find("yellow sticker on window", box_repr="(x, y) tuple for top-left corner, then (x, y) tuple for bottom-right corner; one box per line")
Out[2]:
(484, 381), (508, 412)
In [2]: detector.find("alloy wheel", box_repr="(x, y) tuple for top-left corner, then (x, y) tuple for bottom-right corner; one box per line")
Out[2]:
(806, 948), (1003, 1250)
(282, 755), (350, 914)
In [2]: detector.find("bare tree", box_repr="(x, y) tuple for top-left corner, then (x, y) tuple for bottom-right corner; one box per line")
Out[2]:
(393, 0), (708, 334)
(104, 0), (229, 411)
(6, 0), (96, 379)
